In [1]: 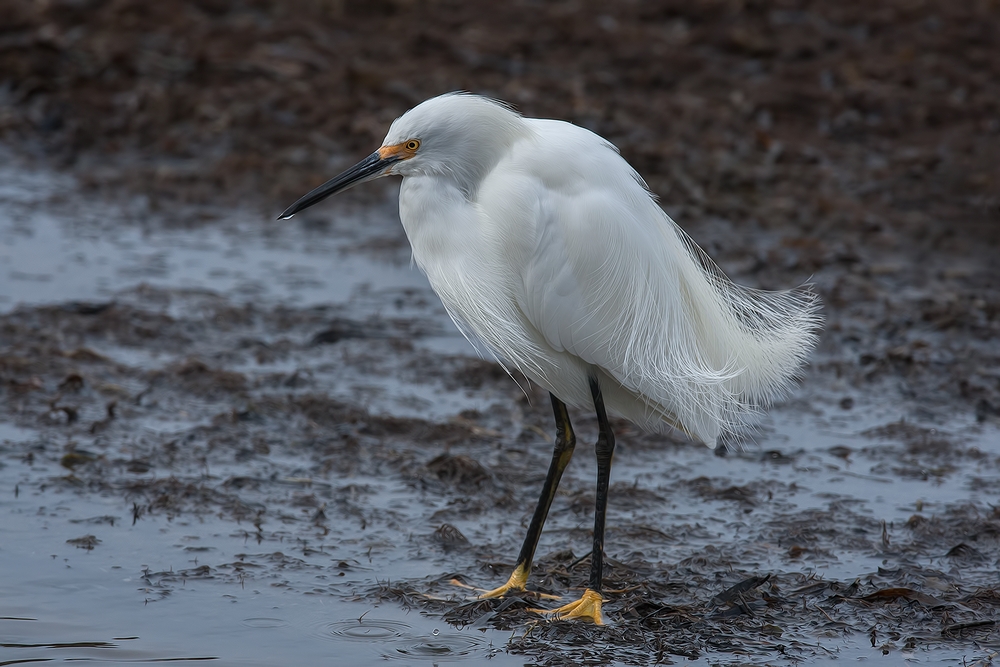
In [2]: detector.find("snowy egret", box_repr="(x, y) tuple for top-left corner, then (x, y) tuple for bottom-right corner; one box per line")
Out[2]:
(280, 93), (821, 624)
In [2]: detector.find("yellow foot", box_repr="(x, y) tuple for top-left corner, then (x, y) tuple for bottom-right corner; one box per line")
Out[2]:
(530, 588), (605, 625)
(449, 563), (560, 600)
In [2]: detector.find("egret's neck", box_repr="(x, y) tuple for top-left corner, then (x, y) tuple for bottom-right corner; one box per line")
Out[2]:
(397, 176), (486, 282)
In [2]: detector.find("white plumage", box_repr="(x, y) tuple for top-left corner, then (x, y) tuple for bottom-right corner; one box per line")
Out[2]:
(279, 92), (822, 623)
(383, 93), (820, 447)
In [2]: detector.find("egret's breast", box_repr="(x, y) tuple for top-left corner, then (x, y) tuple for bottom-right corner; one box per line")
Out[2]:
(397, 173), (556, 380)
(397, 177), (482, 276)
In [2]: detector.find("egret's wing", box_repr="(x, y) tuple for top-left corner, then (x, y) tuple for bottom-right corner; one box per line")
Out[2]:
(516, 179), (718, 393)
(508, 139), (818, 444)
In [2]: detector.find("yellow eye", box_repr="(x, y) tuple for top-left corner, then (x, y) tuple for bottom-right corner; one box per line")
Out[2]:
(405, 139), (420, 151)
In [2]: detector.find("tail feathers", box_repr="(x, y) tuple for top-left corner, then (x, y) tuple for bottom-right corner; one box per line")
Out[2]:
(638, 223), (823, 446)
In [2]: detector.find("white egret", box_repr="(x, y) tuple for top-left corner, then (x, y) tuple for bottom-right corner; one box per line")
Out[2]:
(280, 93), (821, 625)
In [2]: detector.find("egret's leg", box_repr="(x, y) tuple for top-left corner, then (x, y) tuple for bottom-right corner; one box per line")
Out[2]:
(477, 394), (576, 599)
(533, 376), (614, 624)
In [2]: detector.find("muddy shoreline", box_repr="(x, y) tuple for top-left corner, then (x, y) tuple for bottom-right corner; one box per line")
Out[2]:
(3, 1), (1000, 665)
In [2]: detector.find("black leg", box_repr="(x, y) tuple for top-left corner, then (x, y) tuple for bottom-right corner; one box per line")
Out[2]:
(588, 375), (616, 593)
(526, 379), (613, 623)
(513, 393), (577, 573)
(480, 393), (576, 597)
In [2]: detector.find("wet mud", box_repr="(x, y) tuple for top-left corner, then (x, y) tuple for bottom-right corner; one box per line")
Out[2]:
(2, 1), (1000, 665)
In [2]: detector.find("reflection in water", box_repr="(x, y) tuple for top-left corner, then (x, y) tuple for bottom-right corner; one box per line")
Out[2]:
(240, 617), (289, 629)
(0, 640), (117, 649)
(0, 618), (215, 663)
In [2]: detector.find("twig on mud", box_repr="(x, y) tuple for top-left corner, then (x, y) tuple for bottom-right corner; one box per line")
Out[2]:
(965, 650), (1000, 667)
(604, 585), (643, 594)
(568, 549), (592, 570)
(812, 602), (836, 623)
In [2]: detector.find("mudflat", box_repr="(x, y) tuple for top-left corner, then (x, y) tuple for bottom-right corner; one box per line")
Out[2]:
(1, 2), (998, 664)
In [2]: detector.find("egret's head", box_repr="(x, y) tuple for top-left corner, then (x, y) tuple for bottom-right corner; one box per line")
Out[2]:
(279, 93), (527, 219)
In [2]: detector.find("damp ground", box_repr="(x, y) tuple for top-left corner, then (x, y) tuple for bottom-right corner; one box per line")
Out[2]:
(2, 1), (999, 664)
(2, 151), (999, 666)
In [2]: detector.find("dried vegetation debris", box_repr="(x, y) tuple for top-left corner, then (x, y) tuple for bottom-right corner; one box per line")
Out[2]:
(2, 1), (998, 422)
(2, 0), (1000, 664)
(0, 284), (1000, 665)
(2, 1), (998, 223)
(2, 282), (999, 663)
(378, 558), (1000, 665)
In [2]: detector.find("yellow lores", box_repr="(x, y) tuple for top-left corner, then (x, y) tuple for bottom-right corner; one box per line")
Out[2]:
(378, 139), (420, 162)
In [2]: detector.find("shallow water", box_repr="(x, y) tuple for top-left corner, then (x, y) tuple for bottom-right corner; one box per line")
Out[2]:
(2, 446), (514, 666)
(0, 156), (422, 309)
(0, 157), (517, 665)
(2, 155), (998, 665)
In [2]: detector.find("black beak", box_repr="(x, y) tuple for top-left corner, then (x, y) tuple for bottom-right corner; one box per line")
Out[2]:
(277, 151), (395, 220)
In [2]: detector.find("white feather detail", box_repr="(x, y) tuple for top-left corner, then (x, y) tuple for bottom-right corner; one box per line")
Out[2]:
(391, 94), (821, 448)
